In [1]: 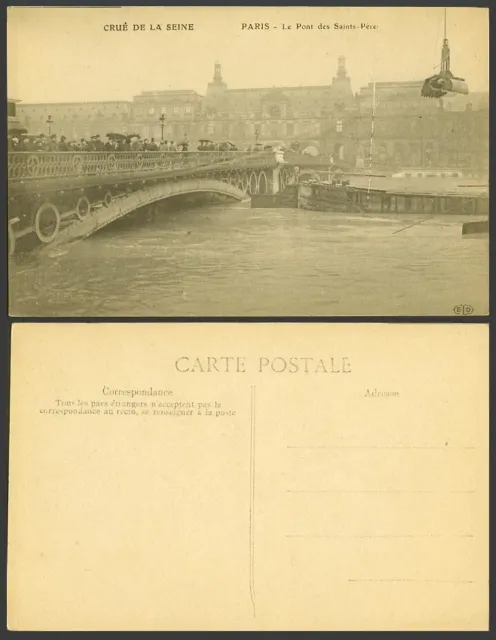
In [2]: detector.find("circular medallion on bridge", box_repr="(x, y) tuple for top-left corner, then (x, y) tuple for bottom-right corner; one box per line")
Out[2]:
(76, 196), (91, 221)
(159, 153), (167, 167)
(107, 155), (116, 171)
(135, 154), (144, 170)
(104, 192), (113, 207)
(27, 155), (41, 178)
(34, 202), (61, 244)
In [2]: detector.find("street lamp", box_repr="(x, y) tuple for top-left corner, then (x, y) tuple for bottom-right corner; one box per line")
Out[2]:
(255, 128), (259, 145)
(159, 114), (166, 142)
(46, 114), (53, 136)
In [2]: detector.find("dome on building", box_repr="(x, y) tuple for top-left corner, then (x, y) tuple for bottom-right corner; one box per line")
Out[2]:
(261, 89), (290, 103)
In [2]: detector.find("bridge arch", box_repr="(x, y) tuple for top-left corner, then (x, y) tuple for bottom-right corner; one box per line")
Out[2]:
(257, 171), (268, 194)
(41, 177), (249, 250)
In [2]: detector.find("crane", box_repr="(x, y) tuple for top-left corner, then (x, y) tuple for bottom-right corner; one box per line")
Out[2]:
(421, 8), (469, 98)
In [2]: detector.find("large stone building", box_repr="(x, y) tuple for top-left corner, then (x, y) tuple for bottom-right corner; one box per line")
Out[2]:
(17, 100), (132, 141)
(126, 59), (355, 153)
(130, 89), (203, 143)
(348, 81), (489, 171)
(7, 98), (22, 129)
(15, 58), (354, 153)
(14, 59), (488, 172)
(198, 59), (354, 154)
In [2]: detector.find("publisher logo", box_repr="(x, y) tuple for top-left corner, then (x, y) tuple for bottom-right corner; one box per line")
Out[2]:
(453, 304), (474, 315)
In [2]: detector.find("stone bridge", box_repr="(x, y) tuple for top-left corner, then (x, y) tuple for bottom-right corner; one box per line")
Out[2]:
(8, 150), (301, 255)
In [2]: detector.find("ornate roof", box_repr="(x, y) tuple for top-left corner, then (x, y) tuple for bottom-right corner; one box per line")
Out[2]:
(261, 89), (290, 103)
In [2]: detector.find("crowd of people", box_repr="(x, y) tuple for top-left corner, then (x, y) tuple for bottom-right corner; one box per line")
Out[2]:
(7, 128), (301, 157)
(8, 133), (192, 152)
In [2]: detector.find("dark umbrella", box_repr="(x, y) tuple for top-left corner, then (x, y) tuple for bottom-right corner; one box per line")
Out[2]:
(8, 127), (28, 136)
(106, 132), (127, 140)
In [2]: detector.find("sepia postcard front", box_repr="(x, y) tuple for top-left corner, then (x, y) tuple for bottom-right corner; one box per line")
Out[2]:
(7, 6), (489, 317)
(8, 323), (488, 630)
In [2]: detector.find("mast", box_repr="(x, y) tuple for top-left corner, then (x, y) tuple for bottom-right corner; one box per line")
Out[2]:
(441, 7), (450, 75)
(367, 79), (376, 198)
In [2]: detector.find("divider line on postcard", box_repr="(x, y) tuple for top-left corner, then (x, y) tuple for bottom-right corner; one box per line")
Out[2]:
(249, 385), (256, 617)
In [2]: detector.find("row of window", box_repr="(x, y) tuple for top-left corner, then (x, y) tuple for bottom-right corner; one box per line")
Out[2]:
(135, 106), (333, 118)
(136, 105), (194, 116)
(19, 106), (129, 114)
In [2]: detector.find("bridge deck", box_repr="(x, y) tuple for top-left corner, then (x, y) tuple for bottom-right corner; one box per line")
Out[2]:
(7, 150), (278, 194)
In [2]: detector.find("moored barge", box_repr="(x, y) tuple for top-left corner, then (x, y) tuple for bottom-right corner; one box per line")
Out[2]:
(297, 178), (489, 217)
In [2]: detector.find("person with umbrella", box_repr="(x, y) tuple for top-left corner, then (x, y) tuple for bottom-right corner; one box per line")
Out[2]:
(92, 134), (104, 151)
(58, 135), (69, 151)
(22, 136), (35, 151)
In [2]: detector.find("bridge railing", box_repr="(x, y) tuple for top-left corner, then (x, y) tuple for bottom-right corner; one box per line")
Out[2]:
(7, 150), (268, 181)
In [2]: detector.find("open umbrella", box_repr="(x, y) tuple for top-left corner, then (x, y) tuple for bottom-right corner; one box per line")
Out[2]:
(106, 132), (127, 140)
(302, 145), (319, 157)
(8, 127), (28, 136)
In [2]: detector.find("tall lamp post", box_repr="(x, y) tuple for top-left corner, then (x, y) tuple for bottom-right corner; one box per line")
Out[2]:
(159, 114), (166, 142)
(255, 127), (259, 146)
(46, 114), (53, 136)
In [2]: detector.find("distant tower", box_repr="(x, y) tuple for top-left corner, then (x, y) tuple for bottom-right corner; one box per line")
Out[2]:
(331, 56), (353, 105)
(205, 60), (228, 117)
(214, 60), (223, 82)
(337, 56), (347, 78)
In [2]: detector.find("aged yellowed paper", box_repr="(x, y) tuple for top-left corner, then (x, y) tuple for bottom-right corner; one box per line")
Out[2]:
(8, 323), (488, 630)
(8, 6), (489, 317)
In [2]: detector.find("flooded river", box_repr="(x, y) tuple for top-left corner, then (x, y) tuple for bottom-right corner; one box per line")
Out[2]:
(9, 199), (488, 317)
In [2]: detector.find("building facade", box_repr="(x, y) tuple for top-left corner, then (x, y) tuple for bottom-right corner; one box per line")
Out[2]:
(14, 60), (488, 173)
(8, 98), (22, 129)
(15, 58), (355, 155)
(197, 58), (355, 155)
(130, 89), (204, 143)
(17, 101), (132, 140)
(349, 81), (489, 171)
